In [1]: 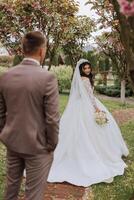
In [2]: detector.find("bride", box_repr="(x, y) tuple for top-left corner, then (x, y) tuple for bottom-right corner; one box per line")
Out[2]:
(47, 59), (129, 187)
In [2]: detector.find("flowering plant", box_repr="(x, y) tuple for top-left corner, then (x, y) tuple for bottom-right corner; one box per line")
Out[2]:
(117, 0), (134, 16)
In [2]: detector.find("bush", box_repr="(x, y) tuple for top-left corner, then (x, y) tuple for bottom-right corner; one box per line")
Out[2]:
(0, 55), (14, 67)
(13, 55), (23, 66)
(105, 88), (120, 97)
(95, 85), (107, 94)
(0, 66), (8, 75)
(96, 78), (103, 85)
(95, 85), (133, 97)
(51, 65), (73, 93)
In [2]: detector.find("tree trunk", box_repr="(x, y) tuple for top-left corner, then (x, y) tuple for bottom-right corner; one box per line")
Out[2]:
(48, 60), (52, 71)
(129, 69), (134, 86)
(48, 54), (53, 71)
(110, 0), (134, 92)
(121, 79), (126, 104)
(103, 72), (108, 86)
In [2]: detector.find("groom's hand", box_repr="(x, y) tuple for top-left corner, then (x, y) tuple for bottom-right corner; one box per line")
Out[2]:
(46, 143), (56, 152)
(0, 81), (7, 133)
(44, 73), (60, 152)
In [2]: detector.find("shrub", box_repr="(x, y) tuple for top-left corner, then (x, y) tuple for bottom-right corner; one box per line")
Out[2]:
(13, 55), (23, 66)
(95, 85), (107, 94)
(105, 88), (120, 97)
(96, 78), (103, 85)
(95, 85), (133, 97)
(51, 65), (73, 93)
(0, 66), (8, 75)
(0, 55), (14, 67)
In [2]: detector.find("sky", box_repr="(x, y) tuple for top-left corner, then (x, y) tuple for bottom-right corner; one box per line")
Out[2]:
(76, 0), (100, 46)
(77, 0), (111, 45)
(76, 0), (97, 19)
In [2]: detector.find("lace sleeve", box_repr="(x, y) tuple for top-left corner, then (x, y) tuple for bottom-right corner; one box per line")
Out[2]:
(82, 79), (97, 108)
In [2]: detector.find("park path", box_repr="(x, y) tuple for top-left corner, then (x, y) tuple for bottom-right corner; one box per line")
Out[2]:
(19, 107), (134, 200)
(44, 183), (93, 200)
(96, 94), (134, 105)
(113, 108), (134, 124)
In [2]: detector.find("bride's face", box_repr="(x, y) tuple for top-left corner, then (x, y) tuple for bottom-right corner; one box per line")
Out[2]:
(82, 64), (91, 75)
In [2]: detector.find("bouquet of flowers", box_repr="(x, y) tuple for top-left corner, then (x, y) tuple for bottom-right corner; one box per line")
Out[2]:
(95, 110), (109, 125)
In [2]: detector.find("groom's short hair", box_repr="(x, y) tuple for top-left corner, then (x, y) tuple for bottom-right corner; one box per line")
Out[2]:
(22, 31), (47, 55)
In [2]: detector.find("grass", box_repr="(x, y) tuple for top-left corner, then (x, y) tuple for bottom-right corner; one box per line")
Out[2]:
(0, 94), (134, 200)
(99, 99), (134, 112)
(0, 144), (6, 199)
(59, 93), (69, 113)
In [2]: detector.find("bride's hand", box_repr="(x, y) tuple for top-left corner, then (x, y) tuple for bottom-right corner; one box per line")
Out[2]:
(95, 107), (101, 112)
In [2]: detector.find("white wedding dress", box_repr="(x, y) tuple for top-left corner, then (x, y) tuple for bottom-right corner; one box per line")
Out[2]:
(47, 59), (129, 187)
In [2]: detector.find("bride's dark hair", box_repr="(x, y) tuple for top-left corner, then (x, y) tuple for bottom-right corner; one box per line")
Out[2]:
(79, 62), (94, 87)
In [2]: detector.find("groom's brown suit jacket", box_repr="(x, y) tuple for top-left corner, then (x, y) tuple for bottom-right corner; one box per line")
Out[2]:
(0, 60), (60, 155)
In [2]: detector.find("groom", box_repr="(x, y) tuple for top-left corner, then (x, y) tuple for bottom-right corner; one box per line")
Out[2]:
(0, 31), (60, 200)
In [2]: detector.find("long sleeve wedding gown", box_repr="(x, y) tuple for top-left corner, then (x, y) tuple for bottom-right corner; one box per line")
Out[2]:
(48, 59), (129, 187)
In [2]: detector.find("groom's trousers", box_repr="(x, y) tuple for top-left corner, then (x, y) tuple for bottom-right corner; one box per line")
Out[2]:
(4, 149), (53, 200)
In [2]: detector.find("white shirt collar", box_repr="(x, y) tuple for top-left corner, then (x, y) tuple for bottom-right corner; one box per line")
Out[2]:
(23, 58), (40, 66)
